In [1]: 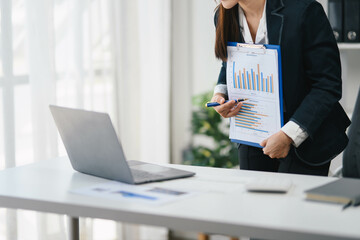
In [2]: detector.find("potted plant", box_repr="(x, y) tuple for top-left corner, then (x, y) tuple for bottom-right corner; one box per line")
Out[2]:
(183, 91), (238, 168)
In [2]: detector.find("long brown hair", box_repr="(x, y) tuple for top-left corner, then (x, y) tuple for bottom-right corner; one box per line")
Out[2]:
(215, 4), (240, 61)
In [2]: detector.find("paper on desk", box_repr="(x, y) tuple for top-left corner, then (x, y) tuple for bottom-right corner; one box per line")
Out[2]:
(70, 181), (200, 205)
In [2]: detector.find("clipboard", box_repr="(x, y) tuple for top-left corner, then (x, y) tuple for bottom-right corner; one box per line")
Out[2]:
(226, 42), (284, 148)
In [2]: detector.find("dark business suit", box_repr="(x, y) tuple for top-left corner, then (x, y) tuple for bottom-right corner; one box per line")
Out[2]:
(216, 0), (351, 175)
(343, 87), (360, 178)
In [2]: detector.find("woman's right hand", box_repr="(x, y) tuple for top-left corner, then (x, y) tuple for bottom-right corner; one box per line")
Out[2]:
(211, 93), (243, 118)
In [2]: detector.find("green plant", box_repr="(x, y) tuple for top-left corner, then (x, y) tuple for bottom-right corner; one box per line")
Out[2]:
(183, 91), (238, 168)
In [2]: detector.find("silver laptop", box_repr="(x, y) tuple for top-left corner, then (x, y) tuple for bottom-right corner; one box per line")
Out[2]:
(49, 105), (195, 184)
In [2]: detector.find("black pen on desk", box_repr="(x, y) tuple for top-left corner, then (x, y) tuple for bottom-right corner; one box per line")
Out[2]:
(205, 98), (248, 108)
(342, 200), (360, 211)
(342, 201), (353, 211)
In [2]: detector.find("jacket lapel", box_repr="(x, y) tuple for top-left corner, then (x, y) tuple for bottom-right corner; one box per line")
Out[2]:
(266, 0), (285, 45)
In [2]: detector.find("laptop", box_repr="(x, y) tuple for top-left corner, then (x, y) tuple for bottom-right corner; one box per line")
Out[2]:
(49, 105), (195, 184)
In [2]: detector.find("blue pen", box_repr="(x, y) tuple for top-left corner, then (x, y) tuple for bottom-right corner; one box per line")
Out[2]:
(205, 98), (248, 108)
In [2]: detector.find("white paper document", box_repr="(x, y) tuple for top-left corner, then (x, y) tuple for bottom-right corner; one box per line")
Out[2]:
(71, 181), (200, 205)
(226, 45), (283, 147)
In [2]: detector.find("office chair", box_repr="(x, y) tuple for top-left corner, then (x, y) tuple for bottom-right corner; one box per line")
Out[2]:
(342, 86), (360, 178)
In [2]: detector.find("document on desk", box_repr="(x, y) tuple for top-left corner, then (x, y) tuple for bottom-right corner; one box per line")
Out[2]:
(71, 181), (200, 205)
(226, 43), (284, 147)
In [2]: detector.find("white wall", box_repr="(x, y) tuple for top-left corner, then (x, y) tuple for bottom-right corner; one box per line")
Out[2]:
(191, 0), (222, 95)
(171, 0), (221, 164)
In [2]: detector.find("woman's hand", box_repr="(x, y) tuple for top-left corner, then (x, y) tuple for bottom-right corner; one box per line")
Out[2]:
(211, 93), (243, 118)
(260, 131), (293, 159)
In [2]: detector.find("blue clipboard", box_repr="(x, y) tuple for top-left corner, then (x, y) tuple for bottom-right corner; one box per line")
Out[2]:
(227, 42), (284, 148)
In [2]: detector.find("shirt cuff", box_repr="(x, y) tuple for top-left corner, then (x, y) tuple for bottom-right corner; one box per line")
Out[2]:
(214, 84), (227, 95)
(281, 121), (309, 148)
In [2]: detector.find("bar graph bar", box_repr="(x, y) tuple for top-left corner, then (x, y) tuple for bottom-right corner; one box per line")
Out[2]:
(257, 64), (260, 91)
(243, 68), (247, 89)
(232, 64), (275, 93)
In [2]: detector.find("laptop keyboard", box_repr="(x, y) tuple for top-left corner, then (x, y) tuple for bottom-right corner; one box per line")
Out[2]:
(131, 169), (164, 181)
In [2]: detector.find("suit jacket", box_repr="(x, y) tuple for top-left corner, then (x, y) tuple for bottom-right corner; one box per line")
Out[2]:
(215, 0), (351, 166)
(343, 87), (360, 178)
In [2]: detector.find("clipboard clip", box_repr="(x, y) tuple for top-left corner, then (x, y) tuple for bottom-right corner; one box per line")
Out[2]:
(236, 43), (266, 54)
(236, 43), (266, 49)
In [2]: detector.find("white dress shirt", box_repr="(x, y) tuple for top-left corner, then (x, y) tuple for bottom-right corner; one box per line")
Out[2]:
(214, 2), (309, 147)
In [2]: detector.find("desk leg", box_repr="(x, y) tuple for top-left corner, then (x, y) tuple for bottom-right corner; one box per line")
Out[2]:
(67, 217), (79, 240)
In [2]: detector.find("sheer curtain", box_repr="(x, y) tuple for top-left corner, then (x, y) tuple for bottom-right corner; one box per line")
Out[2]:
(0, 0), (170, 239)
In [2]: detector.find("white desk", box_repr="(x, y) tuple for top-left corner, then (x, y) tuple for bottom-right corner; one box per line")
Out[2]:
(0, 157), (359, 240)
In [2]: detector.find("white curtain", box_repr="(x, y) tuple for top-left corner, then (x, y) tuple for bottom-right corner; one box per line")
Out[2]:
(0, 0), (171, 239)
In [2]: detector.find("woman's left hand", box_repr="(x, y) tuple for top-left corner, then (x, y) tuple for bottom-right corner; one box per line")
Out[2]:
(260, 131), (293, 159)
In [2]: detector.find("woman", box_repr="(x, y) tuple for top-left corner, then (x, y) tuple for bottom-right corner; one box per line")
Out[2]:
(211, 0), (351, 176)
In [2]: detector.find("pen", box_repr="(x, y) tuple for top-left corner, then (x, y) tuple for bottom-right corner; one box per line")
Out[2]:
(205, 98), (248, 108)
(342, 201), (353, 211)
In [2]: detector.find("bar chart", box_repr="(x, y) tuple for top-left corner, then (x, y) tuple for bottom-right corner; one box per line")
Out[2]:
(234, 101), (269, 133)
(232, 62), (274, 93)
